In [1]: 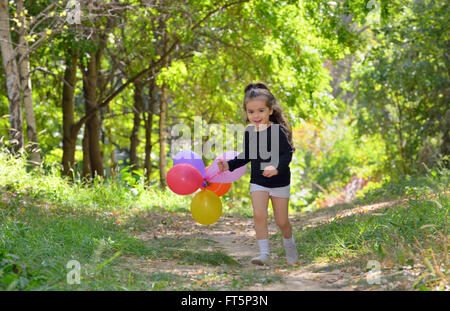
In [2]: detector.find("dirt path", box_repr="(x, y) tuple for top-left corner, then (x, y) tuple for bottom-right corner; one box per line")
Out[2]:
(202, 214), (357, 291)
(132, 200), (396, 290)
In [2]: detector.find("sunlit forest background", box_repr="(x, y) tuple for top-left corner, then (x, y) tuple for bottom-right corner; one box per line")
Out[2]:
(0, 0), (449, 291)
(1, 0), (448, 210)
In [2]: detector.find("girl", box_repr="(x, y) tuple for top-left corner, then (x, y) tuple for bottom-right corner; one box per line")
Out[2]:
(217, 82), (297, 265)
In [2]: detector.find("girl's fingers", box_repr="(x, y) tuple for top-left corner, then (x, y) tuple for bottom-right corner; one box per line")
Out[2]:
(218, 159), (227, 172)
(262, 169), (278, 177)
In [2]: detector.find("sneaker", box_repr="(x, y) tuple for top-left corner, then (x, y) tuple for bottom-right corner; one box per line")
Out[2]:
(285, 245), (298, 265)
(250, 253), (270, 265)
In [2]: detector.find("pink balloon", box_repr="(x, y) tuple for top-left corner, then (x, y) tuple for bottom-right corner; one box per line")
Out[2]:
(205, 151), (247, 183)
(167, 164), (204, 195)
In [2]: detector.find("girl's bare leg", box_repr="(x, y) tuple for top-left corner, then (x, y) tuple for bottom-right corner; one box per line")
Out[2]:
(250, 191), (270, 265)
(270, 196), (292, 238)
(251, 191), (270, 239)
(271, 195), (298, 264)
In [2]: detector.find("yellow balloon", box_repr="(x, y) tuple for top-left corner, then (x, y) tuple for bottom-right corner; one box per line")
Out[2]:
(190, 189), (222, 225)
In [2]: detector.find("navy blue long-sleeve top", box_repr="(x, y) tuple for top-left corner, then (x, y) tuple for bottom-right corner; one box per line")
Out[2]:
(227, 123), (294, 188)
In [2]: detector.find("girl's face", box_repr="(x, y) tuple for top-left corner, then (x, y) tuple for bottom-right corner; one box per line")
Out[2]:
(245, 98), (273, 130)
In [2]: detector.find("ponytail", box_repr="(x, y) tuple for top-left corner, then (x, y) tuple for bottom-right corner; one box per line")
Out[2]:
(243, 82), (295, 151)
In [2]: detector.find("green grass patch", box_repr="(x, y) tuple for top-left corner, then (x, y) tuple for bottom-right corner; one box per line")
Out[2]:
(0, 195), (238, 290)
(291, 170), (449, 290)
(295, 198), (447, 262)
(1, 149), (448, 290)
(0, 150), (239, 290)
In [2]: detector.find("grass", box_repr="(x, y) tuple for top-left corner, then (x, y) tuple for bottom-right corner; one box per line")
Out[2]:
(0, 150), (241, 290)
(0, 149), (448, 290)
(286, 170), (449, 290)
(0, 190), (241, 290)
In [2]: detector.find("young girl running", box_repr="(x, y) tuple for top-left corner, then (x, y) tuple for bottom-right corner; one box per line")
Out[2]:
(217, 82), (297, 265)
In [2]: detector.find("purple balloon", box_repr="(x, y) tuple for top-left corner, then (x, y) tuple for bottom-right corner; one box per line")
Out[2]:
(173, 150), (206, 178)
(205, 151), (247, 183)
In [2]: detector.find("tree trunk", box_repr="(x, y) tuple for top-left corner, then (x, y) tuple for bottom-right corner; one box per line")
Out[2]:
(0, 0), (23, 151)
(82, 125), (91, 179)
(109, 135), (116, 178)
(158, 33), (171, 189)
(441, 109), (450, 168)
(62, 47), (79, 178)
(159, 82), (168, 189)
(81, 51), (103, 178)
(16, 0), (40, 166)
(393, 96), (408, 176)
(130, 81), (144, 172)
(144, 70), (155, 185)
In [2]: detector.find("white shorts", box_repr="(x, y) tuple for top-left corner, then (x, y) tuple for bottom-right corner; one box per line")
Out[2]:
(249, 183), (291, 198)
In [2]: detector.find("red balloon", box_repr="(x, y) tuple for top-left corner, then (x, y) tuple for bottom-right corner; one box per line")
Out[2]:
(167, 163), (204, 195)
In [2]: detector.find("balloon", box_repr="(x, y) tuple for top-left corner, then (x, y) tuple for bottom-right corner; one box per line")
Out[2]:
(203, 165), (231, 195)
(204, 182), (231, 197)
(190, 189), (222, 225)
(167, 164), (203, 195)
(205, 151), (247, 183)
(173, 150), (206, 178)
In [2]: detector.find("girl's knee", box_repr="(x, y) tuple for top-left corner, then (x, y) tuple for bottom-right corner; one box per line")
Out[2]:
(253, 211), (267, 223)
(276, 218), (291, 230)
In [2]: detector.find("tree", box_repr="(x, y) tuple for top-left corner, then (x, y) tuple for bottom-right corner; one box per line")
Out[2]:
(16, 0), (40, 165)
(353, 0), (449, 175)
(61, 44), (79, 177)
(0, 0), (24, 152)
(1, 0), (71, 158)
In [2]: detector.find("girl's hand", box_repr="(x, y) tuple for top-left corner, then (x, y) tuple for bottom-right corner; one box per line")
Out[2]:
(262, 165), (278, 178)
(217, 159), (229, 172)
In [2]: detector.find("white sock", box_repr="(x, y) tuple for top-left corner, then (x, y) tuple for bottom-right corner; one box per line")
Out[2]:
(257, 239), (270, 256)
(283, 235), (298, 264)
(283, 235), (295, 248)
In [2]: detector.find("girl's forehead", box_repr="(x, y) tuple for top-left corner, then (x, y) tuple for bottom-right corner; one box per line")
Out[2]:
(245, 98), (270, 110)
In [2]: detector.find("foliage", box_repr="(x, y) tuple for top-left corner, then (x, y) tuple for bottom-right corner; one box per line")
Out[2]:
(0, 0), (446, 216)
(289, 116), (385, 210)
(0, 0), (448, 291)
(352, 0), (449, 178)
(292, 166), (449, 290)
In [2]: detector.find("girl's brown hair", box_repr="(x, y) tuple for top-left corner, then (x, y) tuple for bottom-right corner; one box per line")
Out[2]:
(243, 82), (295, 151)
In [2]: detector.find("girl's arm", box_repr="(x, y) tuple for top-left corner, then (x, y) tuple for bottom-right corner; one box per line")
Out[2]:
(276, 127), (294, 174)
(226, 130), (251, 172)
